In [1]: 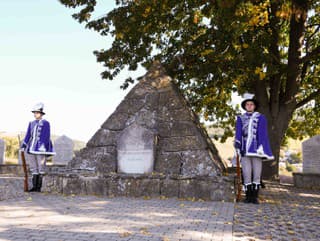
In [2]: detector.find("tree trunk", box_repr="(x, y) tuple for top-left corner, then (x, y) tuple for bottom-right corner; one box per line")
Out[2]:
(261, 103), (296, 180)
(262, 127), (282, 181)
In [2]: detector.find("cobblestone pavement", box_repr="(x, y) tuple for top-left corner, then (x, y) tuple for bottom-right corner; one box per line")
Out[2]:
(0, 180), (319, 241)
(0, 193), (234, 241)
(233, 182), (320, 241)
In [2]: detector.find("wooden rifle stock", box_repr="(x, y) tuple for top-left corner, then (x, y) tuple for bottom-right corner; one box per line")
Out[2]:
(18, 135), (28, 192)
(20, 151), (29, 192)
(236, 153), (242, 202)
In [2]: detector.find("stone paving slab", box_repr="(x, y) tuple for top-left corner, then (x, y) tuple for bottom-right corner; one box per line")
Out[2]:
(1, 179), (320, 241)
(0, 193), (234, 241)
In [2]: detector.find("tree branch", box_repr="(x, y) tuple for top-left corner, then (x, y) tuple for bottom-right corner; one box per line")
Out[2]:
(300, 45), (320, 63)
(296, 89), (320, 109)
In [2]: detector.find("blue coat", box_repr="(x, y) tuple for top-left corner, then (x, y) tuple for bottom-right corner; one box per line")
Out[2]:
(235, 112), (274, 160)
(23, 119), (55, 155)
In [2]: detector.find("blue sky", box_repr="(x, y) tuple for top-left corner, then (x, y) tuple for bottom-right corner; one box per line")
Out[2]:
(0, 0), (142, 141)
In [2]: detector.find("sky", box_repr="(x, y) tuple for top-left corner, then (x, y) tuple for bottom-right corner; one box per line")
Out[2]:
(0, 0), (142, 142)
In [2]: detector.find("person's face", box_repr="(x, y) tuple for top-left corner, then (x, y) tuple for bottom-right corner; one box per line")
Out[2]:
(245, 101), (256, 113)
(33, 112), (43, 120)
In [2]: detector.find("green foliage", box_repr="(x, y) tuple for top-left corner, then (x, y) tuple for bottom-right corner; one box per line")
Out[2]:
(290, 152), (302, 163)
(2, 136), (19, 159)
(59, 0), (320, 140)
(285, 161), (296, 172)
(60, 0), (320, 178)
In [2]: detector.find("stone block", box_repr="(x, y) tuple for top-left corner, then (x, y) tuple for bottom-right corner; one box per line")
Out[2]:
(160, 179), (180, 197)
(159, 90), (182, 110)
(159, 136), (207, 152)
(43, 175), (63, 193)
(179, 179), (211, 200)
(62, 176), (86, 195)
(107, 176), (161, 197)
(101, 112), (129, 130)
(108, 176), (130, 196)
(180, 150), (218, 177)
(116, 98), (146, 115)
(179, 177), (233, 201)
(302, 135), (320, 173)
(154, 152), (182, 175)
(70, 146), (117, 173)
(87, 129), (119, 147)
(125, 178), (160, 197)
(293, 172), (320, 189)
(82, 177), (108, 195)
(130, 109), (157, 129)
(157, 121), (198, 137)
(157, 106), (196, 122)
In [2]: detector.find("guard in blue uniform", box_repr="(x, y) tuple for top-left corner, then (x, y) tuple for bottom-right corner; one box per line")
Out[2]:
(21, 103), (55, 192)
(235, 94), (274, 204)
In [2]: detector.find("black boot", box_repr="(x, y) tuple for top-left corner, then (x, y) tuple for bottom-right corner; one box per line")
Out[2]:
(29, 174), (39, 192)
(252, 183), (260, 204)
(36, 174), (43, 192)
(244, 184), (252, 203)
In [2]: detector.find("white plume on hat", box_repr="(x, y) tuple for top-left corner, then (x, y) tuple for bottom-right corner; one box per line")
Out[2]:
(31, 102), (45, 115)
(242, 93), (255, 100)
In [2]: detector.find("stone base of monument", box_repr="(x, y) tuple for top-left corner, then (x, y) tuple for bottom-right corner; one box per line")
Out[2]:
(42, 172), (235, 202)
(293, 172), (320, 189)
(0, 164), (67, 176)
(0, 176), (32, 200)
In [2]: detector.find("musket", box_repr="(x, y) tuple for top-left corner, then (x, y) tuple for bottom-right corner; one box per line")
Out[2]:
(18, 135), (28, 192)
(235, 152), (242, 202)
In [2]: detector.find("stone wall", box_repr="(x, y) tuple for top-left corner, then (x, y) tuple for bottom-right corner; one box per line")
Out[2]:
(43, 172), (234, 202)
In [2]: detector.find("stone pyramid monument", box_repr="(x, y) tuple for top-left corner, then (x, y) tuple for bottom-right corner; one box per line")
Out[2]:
(44, 62), (233, 201)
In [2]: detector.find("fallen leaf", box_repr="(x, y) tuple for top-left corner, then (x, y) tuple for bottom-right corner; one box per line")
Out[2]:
(287, 230), (295, 235)
(187, 197), (196, 202)
(26, 197), (32, 201)
(254, 221), (261, 226)
(179, 203), (185, 207)
(140, 227), (150, 235)
(162, 236), (170, 241)
(119, 232), (132, 238)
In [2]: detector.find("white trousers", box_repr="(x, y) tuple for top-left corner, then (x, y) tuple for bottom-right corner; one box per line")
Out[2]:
(241, 156), (262, 185)
(25, 153), (46, 175)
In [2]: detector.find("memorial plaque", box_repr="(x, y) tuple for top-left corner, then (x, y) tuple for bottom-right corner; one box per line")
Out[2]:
(117, 124), (155, 174)
(302, 135), (320, 173)
(53, 135), (74, 165)
(0, 139), (5, 164)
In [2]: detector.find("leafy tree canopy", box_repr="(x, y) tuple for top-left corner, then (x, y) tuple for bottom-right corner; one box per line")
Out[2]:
(60, 0), (320, 178)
